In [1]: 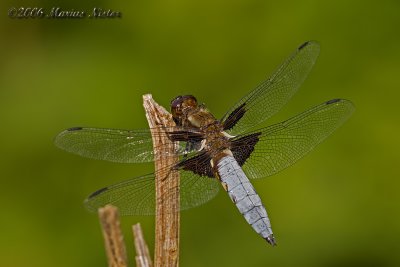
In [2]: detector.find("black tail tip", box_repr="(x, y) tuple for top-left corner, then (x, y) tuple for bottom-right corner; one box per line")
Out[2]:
(266, 235), (277, 246)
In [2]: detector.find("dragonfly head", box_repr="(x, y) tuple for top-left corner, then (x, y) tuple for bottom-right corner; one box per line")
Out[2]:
(171, 95), (198, 125)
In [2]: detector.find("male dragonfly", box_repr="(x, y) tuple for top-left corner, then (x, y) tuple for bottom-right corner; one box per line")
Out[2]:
(55, 41), (354, 246)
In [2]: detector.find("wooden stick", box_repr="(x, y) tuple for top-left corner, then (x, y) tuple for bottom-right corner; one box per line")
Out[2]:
(133, 223), (153, 267)
(143, 94), (180, 267)
(98, 205), (128, 267)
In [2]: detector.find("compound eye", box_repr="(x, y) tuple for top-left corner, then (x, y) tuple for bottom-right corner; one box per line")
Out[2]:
(182, 95), (198, 108)
(171, 95), (183, 107)
(171, 96), (183, 122)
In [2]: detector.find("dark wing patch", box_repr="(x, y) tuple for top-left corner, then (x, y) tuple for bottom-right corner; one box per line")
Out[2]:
(230, 132), (262, 166)
(167, 130), (204, 142)
(223, 103), (246, 131)
(175, 152), (214, 178)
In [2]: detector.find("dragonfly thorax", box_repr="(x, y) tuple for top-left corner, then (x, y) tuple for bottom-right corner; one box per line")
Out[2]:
(171, 95), (231, 159)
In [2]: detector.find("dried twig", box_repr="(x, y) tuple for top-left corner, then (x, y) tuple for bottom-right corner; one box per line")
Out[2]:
(133, 223), (153, 267)
(98, 205), (128, 267)
(97, 96), (180, 267)
(143, 94), (180, 267)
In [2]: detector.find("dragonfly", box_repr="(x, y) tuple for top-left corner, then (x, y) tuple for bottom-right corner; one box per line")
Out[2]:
(55, 41), (354, 246)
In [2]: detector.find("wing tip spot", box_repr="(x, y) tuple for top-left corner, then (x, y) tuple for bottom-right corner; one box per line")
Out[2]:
(326, 99), (341, 105)
(67, 127), (83, 131)
(88, 186), (108, 199)
(298, 41), (310, 50)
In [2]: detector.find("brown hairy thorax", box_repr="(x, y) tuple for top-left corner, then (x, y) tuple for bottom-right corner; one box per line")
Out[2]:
(170, 95), (232, 172)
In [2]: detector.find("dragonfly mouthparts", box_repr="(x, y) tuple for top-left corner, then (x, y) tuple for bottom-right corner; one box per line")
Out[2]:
(266, 235), (277, 246)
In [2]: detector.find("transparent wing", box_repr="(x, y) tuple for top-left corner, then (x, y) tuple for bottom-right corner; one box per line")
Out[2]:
(84, 167), (220, 215)
(221, 41), (320, 135)
(55, 127), (202, 163)
(231, 99), (354, 179)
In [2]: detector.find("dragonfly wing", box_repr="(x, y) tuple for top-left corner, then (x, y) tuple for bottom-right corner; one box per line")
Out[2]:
(230, 99), (355, 179)
(84, 166), (220, 215)
(179, 169), (220, 211)
(85, 173), (157, 215)
(221, 41), (320, 135)
(55, 127), (202, 163)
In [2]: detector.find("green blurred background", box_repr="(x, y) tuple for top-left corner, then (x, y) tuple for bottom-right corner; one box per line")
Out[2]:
(0, 0), (399, 266)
